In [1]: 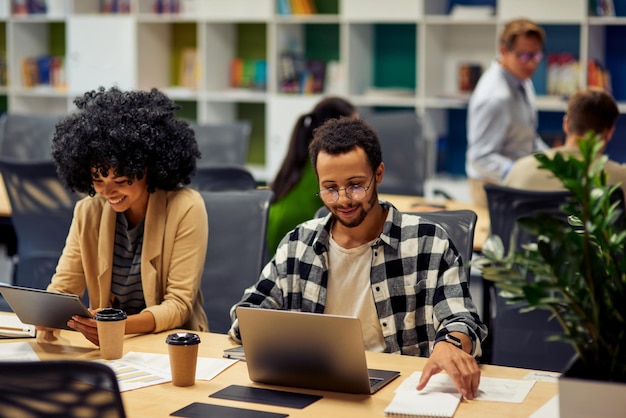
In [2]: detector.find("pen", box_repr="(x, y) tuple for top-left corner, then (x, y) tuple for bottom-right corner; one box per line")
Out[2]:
(0, 325), (32, 332)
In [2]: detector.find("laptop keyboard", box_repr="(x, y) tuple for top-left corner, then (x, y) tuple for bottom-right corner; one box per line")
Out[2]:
(369, 377), (384, 387)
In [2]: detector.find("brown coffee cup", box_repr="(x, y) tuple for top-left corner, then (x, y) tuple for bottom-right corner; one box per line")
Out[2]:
(95, 308), (127, 360)
(165, 332), (201, 387)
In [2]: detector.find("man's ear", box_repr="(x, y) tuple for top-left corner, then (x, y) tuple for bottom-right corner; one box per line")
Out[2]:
(562, 114), (569, 136)
(376, 163), (385, 185)
(498, 41), (507, 56)
(603, 125), (616, 143)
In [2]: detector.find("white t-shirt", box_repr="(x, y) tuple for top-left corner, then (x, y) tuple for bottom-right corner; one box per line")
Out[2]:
(324, 235), (386, 352)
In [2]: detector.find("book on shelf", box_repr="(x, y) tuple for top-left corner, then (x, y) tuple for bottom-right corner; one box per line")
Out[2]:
(178, 48), (198, 90)
(21, 55), (66, 90)
(289, 0), (316, 15)
(593, 0), (615, 16)
(546, 53), (580, 97)
(277, 0), (292, 15)
(587, 59), (612, 92)
(100, 0), (131, 14)
(458, 63), (482, 93)
(13, 0), (46, 15)
(303, 59), (326, 94)
(279, 51), (327, 94)
(152, 0), (180, 14)
(230, 58), (268, 91)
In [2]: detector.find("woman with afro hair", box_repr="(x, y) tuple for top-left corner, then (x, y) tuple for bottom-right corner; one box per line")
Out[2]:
(45, 86), (209, 346)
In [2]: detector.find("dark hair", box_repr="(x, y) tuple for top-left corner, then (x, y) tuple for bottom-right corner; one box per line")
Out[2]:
(52, 86), (200, 195)
(309, 117), (382, 175)
(271, 97), (355, 200)
(567, 88), (619, 137)
(500, 18), (545, 49)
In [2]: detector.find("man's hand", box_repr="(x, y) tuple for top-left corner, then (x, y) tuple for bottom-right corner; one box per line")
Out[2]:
(416, 335), (480, 400)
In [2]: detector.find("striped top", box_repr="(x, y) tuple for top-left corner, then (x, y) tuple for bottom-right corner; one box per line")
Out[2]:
(111, 213), (146, 315)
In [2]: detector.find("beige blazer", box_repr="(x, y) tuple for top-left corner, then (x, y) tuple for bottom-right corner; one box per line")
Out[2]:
(48, 188), (209, 332)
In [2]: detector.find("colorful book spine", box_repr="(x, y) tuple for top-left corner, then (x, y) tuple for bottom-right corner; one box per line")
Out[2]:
(277, 0), (291, 15)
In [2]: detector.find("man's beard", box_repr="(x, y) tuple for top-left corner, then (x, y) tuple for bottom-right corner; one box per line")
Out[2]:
(330, 188), (378, 228)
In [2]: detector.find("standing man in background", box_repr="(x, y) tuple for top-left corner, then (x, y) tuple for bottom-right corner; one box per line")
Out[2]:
(465, 18), (549, 207)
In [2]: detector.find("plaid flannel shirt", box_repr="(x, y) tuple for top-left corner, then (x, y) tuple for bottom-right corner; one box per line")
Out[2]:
(229, 201), (487, 357)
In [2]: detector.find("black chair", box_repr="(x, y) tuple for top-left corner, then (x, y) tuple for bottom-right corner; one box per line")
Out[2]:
(190, 121), (252, 166)
(189, 164), (257, 191)
(0, 113), (61, 259)
(0, 360), (126, 418)
(0, 113), (60, 161)
(199, 188), (274, 334)
(482, 183), (590, 371)
(314, 206), (476, 280)
(0, 160), (83, 293)
(362, 111), (426, 196)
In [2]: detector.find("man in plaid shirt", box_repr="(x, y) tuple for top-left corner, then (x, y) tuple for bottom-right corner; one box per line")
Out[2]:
(229, 117), (487, 399)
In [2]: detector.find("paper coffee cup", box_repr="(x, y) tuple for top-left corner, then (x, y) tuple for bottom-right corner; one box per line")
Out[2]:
(95, 308), (127, 360)
(166, 332), (201, 387)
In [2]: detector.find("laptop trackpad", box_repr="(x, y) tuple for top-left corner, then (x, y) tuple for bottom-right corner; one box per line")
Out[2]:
(368, 369), (401, 393)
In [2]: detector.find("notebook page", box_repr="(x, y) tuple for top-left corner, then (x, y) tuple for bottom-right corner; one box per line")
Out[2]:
(385, 373), (461, 417)
(384, 390), (461, 417)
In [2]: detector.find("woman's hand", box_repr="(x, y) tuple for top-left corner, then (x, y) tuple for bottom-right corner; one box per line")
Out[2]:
(67, 308), (101, 346)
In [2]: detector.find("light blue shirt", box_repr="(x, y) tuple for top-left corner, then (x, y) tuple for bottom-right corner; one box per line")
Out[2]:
(466, 61), (548, 181)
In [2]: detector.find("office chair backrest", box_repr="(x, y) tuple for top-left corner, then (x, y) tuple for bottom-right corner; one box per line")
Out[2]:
(314, 206), (476, 280)
(200, 188), (274, 333)
(189, 164), (257, 191)
(0, 360), (126, 418)
(190, 120), (252, 166)
(0, 113), (60, 161)
(363, 111), (426, 196)
(413, 209), (476, 279)
(0, 159), (83, 290)
(485, 184), (573, 254)
(482, 183), (602, 371)
(486, 183), (625, 253)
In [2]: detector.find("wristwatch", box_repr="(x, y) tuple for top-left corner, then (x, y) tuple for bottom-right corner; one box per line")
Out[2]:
(436, 333), (463, 350)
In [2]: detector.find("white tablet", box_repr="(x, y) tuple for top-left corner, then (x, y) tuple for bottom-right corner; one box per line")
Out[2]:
(0, 284), (92, 330)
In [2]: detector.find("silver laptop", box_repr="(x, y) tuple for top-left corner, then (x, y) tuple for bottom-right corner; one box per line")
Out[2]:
(236, 306), (400, 394)
(0, 284), (92, 330)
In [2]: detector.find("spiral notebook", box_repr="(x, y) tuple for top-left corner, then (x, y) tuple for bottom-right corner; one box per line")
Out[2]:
(384, 373), (461, 417)
(384, 391), (461, 417)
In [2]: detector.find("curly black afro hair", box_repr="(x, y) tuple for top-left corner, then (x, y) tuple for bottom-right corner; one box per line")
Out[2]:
(52, 86), (200, 195)
(309, 116), (382, 175)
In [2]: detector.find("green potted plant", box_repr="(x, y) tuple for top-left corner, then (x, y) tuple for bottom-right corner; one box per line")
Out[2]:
(473, 132), (626, 417)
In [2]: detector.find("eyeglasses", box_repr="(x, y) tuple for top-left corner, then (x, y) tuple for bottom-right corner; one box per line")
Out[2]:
(513, 51), (543, 63)
(316, 175), (375, 204)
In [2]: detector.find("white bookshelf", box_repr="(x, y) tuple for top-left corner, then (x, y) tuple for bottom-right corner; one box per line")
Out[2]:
(1, 0), (625, 182)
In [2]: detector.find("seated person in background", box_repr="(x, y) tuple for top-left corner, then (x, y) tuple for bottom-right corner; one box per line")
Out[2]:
(465, 18), (549, 207)
(267, 97), (356, 256)
(45, 86), (209, 345)
(229, 117), (487, 399)
(504, 88), (625, 196)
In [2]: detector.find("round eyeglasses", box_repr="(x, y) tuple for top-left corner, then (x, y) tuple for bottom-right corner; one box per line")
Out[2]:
(513, 51), (543, 63)
(316, 176), (375, 204)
